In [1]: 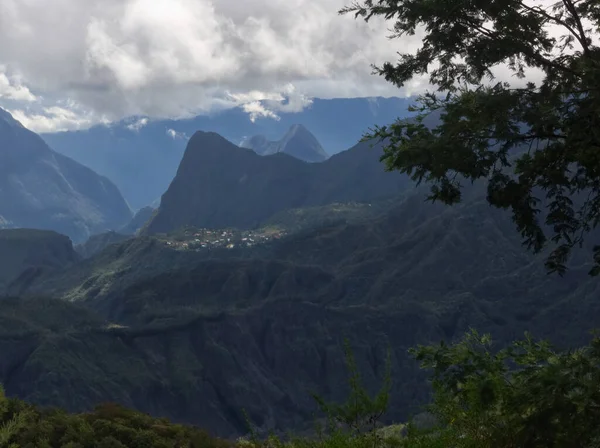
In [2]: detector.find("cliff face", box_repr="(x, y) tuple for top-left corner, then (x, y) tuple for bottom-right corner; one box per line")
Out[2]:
(0, 108), (132, 242)
(144, 131), (408, 234)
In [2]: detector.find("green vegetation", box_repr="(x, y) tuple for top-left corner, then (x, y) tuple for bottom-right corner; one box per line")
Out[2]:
(4, 330), (600, 447)
(263, 200), (393, 233)
(402, 330), (600, 447)
(4, 189), (600, 437)
(241, 330), (600, 447)
(0, 385), (232, 448)
(342, 0), (600, 274)
(1, 1), (598, 446)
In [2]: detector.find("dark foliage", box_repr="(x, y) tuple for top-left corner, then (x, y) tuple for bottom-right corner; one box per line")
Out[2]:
(0, 385), (233, 447)
(342, 0), (600, 274)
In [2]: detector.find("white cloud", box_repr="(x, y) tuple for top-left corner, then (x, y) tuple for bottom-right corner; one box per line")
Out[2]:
(166, 128), (187, 139)
(0, 69), (37, 102)
(7, 99), (108, 133)
(126, 117), (149, 131)
(226, 84), (313, 121)
(0, 0), (564, 131)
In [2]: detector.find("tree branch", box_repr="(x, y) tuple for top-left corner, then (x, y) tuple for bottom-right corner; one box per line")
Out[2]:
(518, 1), (590, 55)
(561, 0), (592, 57)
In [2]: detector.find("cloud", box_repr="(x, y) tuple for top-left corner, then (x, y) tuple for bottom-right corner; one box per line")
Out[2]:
(0, 0), (556, 132)
(126, 117), (149, 131)
(7, 101), (106, 133)
(0, 0), (416, 131)
(0, 69), (38, 102)
(226, 84), (313, 121)
(166, 128), (187, 139)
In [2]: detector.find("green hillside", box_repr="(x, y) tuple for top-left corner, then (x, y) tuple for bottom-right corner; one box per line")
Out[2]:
(2, 186), (599, 438)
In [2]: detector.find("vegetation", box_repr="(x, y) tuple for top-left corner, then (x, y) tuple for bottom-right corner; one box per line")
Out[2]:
(342, 0), (600, 274)
(4, 191), (600, 437)
(0, 385), (232, 448)
(2, 2), (599, 445)
(399, 330), (600, 447)
(262, 200), (394, 233)
(5, 329), (599, 447)
(240, 330), (600, 447)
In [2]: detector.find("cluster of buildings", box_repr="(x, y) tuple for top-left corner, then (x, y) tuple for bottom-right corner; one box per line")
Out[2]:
(161, 228), (286, 251)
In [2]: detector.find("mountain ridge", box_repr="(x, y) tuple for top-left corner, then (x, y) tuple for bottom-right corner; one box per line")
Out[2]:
(0, 108), (133, 242)
(143, 131), (409, 234)
(241, 124), (329, 163)
(41, 97), (414, 208)
(3, 186), (600, 437)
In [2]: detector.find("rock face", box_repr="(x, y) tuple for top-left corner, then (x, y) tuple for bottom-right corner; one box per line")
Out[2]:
(144, 131), (409, 234)
(0, 108), (133, 242)
(241, 124), (329, 163)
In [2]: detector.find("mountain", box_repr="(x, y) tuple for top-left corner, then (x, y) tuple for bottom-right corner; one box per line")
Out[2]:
(41, 97), (413, 208)
(120, 206), (156, 235)
(0, 228), (80, 292)
(74, 231), (131, 259)
(240, 124), (329, 162)
(5, 184), (600, 437)
(0, 108), (133, 242)
(143, 131), (409, 235)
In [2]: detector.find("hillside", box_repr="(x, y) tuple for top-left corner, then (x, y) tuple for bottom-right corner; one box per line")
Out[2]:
(0, 295), (436, 438)
(0, 108), (133, 242)
(0, 229), (80, 292)
(4, 186), (600, 437)
(241, 124), (329, 163)
(74, 231), (132, 259)
(143, 131), (409, 234)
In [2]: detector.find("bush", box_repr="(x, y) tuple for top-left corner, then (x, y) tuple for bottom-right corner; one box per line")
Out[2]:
(401, 329), (600, 447)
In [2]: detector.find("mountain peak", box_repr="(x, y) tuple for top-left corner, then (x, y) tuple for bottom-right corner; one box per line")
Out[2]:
(0, 108), (24, 129)
(241, 124), (329, 163)
(287, 123), (310, 134)
(0, 110), (133, 242)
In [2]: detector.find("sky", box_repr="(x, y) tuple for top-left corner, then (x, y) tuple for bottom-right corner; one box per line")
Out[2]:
(0, 0), (550, 133)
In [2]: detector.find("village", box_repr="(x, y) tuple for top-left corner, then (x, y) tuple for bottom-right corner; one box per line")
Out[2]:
(160, 226), (287, 251)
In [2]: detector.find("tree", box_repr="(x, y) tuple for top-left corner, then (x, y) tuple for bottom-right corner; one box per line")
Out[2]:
(402, 330), (600, 447)
(341, 0), (600, 275)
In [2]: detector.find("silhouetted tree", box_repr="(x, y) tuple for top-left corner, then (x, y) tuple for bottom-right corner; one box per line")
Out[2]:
(342, 0), (600, 275)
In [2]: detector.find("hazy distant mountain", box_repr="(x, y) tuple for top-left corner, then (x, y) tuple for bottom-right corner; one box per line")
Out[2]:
(0, 108), (133, 242)
(241, 124), (329, 162)
(143, 131), (410, 235)
(42, 97), (413, 209)
(120, 206), (156, 235)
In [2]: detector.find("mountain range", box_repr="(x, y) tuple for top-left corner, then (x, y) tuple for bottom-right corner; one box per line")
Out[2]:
(0, 108), (132, 243)
(2, 103), (598, 441)
(143, 131), (409, 234)
(2, 181), (599, 437)
(240, 124), (329, 163)
(41, 97), (413, 209)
